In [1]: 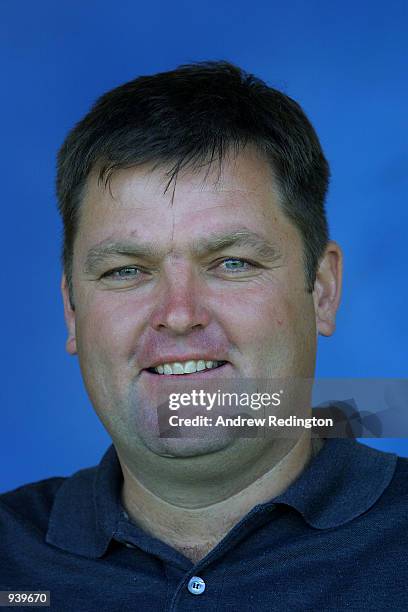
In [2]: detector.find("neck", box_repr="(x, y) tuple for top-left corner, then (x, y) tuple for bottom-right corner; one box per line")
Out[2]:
(118, 433), (322, 563)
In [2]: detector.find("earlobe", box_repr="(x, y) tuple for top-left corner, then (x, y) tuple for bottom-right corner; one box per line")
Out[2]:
(313, 241), (343, 337)
(61, 274), (77, 355)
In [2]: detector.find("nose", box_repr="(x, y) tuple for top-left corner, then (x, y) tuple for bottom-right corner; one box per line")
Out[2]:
(149, 265), (211, 334)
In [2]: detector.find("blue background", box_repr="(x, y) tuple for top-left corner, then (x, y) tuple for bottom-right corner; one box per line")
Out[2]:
(1, 1), (407, 492)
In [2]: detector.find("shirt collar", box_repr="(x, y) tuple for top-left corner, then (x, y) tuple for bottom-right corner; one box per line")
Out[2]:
(46, 438), (397, 558)
(273, 438), (397, 529)
(46, 445), (122, 558)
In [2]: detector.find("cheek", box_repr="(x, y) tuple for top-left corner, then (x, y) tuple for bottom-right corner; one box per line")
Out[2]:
(270, 289), (316, 342)
(276, 292), (317, 372)
(74, 298), (144, 421)
(213, 283), (293, 340)
(214, 282), (316, 370)
(75, 296), (142, 364)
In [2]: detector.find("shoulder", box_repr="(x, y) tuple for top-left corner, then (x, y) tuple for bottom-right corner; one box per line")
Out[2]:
(358, 448), (408, 529)
(357, 442), (408, 499)
(385, 454), (408, 500)
(0, 477), (67, 532)
(0, 465), (98, 533)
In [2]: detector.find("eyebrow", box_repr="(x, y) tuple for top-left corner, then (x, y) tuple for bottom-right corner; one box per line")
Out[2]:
(83, 229), (282, 274)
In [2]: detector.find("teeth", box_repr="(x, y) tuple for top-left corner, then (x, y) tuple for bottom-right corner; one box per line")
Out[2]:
(196, 360), (206, 371)
(184, 361), (197, 373)
(153, 359), (220, 375)
(172, 363), (185, 375)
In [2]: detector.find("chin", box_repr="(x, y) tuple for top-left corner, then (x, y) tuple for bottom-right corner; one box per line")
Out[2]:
(141, 432), (235, 458)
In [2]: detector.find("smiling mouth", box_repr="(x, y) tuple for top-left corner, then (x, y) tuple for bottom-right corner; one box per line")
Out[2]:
(146, 360), (228, 375)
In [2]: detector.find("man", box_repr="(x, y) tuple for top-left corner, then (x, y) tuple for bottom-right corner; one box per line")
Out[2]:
(1, 61), (407, 611)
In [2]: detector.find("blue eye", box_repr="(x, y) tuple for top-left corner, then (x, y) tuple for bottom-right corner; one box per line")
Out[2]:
(220, 258), (252, 272)
(104, 266), (141, 280)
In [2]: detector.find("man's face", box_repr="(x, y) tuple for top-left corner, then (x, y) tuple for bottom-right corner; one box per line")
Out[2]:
(62, 148), (336, 461)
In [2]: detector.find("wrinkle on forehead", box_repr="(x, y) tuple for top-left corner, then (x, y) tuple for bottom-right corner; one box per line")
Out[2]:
(88, 146), (278, 210)
(78, 147), (290, 272)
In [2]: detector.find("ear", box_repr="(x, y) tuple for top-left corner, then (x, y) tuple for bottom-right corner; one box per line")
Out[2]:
(312, 241), (343, 337)
(61, 273), (77, 355)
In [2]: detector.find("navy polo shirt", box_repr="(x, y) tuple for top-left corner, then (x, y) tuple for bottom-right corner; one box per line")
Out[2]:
(1, 438), (407, 611)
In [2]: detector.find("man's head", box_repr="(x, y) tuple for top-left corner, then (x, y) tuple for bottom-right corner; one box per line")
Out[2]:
(57, 61), (331, 306)
(58, 61), (342, 473)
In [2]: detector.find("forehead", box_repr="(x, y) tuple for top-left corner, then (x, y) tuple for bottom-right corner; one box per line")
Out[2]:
(86, 146), (277, 207)
(76, 147), (298, 253)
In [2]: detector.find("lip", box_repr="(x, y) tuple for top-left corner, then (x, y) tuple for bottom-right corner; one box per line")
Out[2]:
(143, 355), (230, 370)
(140, 361), (232, 380)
